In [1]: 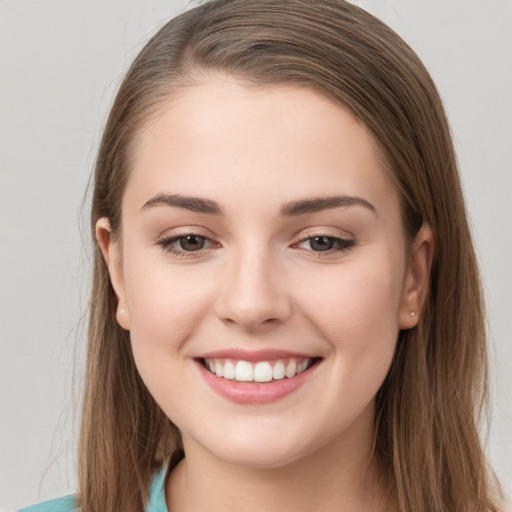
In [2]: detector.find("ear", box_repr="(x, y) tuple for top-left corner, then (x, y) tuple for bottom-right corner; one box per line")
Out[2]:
(95, 217), (131, 330)
(398, 224), (434, 330)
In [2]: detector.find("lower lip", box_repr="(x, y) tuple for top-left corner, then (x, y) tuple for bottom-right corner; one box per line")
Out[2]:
(196, 359), (319, 404)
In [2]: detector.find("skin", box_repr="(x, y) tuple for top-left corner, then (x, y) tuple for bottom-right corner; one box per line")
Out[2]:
(97, 74), (433, 512)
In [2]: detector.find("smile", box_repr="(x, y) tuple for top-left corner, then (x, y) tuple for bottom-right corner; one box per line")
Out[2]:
(201, 357), (314, 382)
(195, 352), (322, 404)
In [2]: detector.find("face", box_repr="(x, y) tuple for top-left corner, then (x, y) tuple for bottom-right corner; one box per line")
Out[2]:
(98, 74), (430, 469)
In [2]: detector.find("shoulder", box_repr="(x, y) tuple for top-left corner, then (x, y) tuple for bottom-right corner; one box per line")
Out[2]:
(17, 495), (78, 512)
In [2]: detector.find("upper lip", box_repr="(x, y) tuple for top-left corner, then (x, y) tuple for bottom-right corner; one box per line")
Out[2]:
(197, 348), (319, 362)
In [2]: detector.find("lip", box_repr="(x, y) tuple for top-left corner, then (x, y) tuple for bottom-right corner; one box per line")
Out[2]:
(198, 348), (316, 362)
(194, 355), (321, 404)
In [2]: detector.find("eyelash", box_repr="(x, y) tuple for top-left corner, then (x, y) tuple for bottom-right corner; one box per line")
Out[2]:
(293, 235), (356, 255)
(156, 232), (356, 259)
(156, 234), (218, 259)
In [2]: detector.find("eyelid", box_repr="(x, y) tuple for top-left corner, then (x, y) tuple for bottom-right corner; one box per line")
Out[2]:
(154, 228), (221, 259)
(292, 227), (353, 242)
(154, 227), (356, 259)
(154, 224), (218, 239)
(291, 228), (356, 257)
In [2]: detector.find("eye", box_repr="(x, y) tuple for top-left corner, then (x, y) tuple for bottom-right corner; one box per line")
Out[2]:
(297, 235), (355, 254)
(176, 234), (207, 251)
(308, 236), (337, 252)
(156, 233), (217, 257)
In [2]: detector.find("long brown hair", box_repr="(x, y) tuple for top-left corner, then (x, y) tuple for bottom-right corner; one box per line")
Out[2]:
(80, 1), (501, 510)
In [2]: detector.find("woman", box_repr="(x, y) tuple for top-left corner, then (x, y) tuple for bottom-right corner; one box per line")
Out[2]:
(19, 0), (503, 511)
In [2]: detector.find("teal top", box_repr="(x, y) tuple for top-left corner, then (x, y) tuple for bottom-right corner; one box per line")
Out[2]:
(17, 464), (168, 512)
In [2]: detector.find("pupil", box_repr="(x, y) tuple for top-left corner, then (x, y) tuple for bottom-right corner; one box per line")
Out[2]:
(311, 236), (334, 251)
(180, 235), (205, 251)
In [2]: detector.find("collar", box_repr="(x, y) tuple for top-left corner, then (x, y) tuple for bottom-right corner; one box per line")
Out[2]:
(146, 463), (169, 512)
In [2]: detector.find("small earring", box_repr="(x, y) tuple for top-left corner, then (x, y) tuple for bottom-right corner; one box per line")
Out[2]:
(409, 310), (416, 317)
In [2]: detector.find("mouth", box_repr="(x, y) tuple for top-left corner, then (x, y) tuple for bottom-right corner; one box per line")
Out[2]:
(196, 356), (321, 383)
(194, 349), (323, 404)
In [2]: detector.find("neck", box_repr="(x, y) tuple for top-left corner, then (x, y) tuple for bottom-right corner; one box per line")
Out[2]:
(166, 406), (395, 512)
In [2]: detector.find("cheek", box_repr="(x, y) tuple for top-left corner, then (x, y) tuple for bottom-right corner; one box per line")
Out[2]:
(300, 259), (403, 336)
(296, 255), (404, 387)
(122, 258), (219, 421)
(122, 251), (216, 362)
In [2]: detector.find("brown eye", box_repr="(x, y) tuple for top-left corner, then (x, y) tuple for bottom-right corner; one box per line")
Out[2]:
(178, 235), (206, 251)
(156, 233), (219, 258)
(296, 235), (355, 255)
(309, 236), (335, 252)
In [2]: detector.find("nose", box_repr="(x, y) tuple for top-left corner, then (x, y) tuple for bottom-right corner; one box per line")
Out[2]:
(214, 244), (292, 332)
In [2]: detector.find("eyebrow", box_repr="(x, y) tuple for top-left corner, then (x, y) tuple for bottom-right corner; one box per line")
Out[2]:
(141, 193), (377, 216)
(280, 195), (377, 216)
(142, 193), (224, 215)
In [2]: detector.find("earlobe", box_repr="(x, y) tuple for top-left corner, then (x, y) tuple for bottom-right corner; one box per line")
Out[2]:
(398, 224), (434, 330)
(95, 217), (131, 330)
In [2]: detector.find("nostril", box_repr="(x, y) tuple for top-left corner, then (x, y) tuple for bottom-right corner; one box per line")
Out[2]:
(222, 314), (282, 332)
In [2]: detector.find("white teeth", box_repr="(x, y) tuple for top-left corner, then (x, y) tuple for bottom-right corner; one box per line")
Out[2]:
(297, 360), (308, 374)
(235, 361), (253, 381)
(285, 360), (297, 378)
(254, 362), (273, 382)
(204, 357), (314, 382)
(272, 360), (285, 380)
(223, 360), (235, 379)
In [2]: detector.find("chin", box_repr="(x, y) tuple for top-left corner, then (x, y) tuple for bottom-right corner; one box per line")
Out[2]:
(192, 426), (323, 470)
(212, 444), (307, 470)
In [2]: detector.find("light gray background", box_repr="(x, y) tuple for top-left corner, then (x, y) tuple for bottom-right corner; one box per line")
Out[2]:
(1, 1), (511, 510)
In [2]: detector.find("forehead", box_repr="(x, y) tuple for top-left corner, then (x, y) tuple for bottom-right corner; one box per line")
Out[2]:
(125, 74), (399, 219)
